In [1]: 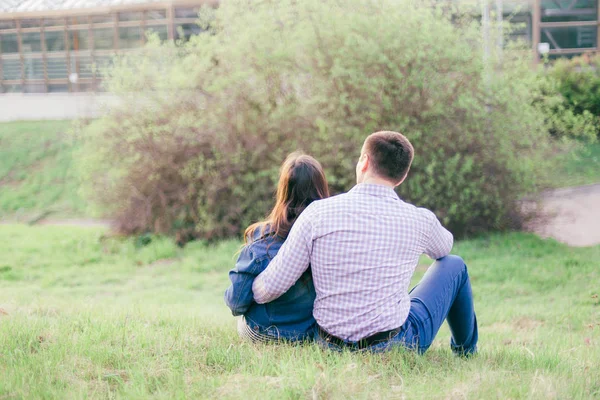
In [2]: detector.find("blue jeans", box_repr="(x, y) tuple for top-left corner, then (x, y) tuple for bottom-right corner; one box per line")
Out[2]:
(317, 255), (478, 355)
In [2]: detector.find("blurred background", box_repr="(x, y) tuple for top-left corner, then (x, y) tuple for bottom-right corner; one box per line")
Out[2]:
(1, 2), (600, 398)
(1, 0), (599, 242)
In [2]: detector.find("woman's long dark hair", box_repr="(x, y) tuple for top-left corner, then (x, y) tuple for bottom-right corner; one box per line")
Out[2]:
(245, 152), (330, 243)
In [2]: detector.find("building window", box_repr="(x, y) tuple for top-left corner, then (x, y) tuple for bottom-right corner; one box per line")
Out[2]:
(542, 26), (598, 49)
(47, 57), (68, 79)
(94, 28), (115, 50)
(1, 84), (22, 93)
(69, 30), (90, 51)
(23, 56), (44, 80)
(45, 31), (66, 52)
(71, 54), (94, 79)
(541, 0), (598, 22)
(0, 33), (19, 53)
(48, 84), (69, 92)
(119, 12), (143, 22)
(43, 18), (66, 27)
(1, 59), (21, 80)
(20, 19), (43, 28)
(175, 24), (204, 41)
(0, 20), (16, 30)
(147, 10), (167, 21)
(91, 14), (113, 24)
(174, 7), (200, 19)
(145, 25), (168, 41)
(24, 82), (46, 93)
(119, 26), (143, 48)
(21, 32), (42, 53)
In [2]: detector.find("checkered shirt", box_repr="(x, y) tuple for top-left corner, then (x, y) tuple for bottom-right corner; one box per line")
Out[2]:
(252, 183), (453, 341)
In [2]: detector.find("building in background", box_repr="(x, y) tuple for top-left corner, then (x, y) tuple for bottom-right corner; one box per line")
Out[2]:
(532, 0), (599, 60)
(0, 0), (214, 95)
(457, 0), (599, 61)
(0, 0), (598, 120)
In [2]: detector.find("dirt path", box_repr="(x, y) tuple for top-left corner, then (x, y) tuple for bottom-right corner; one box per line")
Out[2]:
(527, 183), (600, 247)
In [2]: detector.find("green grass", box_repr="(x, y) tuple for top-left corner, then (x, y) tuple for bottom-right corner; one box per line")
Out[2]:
(0, 120), (85, 220)
(554, 141), (600, 188)
(1, 225), (599, 399)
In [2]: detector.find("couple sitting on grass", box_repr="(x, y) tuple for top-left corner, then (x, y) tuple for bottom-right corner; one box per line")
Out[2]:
(224, 131), (478, 354)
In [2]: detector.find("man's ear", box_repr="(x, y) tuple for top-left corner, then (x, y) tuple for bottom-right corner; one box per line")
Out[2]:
(361, 154), (370, 173)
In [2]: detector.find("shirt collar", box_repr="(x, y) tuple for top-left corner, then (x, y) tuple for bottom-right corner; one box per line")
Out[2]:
(349, 183), (400, 200)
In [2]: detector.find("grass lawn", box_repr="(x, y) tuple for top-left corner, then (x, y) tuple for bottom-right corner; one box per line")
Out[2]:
(0, 225), (599, 399)
(0, 120), (85, 221)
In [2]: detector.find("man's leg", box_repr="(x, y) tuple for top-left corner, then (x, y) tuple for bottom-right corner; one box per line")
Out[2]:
(408, 255), (478, 355)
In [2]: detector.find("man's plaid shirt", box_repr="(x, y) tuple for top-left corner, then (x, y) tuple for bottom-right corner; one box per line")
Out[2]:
(252, 183), (453, 341)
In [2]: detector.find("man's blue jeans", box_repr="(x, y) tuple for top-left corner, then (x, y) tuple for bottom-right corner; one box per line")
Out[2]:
(317, 255), (478, 355)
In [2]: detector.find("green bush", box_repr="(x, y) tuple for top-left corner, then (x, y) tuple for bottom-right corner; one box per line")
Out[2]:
(77, 0), (556, 241)
(543, 53), (600, 141)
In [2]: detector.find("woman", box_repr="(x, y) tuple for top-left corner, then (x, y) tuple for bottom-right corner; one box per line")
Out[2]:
(224, 152), (330, 342)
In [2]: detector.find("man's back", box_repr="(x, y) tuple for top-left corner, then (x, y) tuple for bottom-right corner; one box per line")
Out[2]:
(253, 183), (453, 341)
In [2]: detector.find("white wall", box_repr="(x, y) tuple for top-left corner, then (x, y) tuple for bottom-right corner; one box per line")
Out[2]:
(0, 94), (118, 122)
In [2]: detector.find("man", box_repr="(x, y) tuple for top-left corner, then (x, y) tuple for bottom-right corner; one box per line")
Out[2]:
(252, 131), (478, 354)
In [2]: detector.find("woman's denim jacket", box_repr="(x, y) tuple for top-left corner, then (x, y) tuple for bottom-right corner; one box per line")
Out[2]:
(224, 228), (317, 341)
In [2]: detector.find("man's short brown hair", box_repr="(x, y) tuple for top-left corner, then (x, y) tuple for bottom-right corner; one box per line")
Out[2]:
(363, 131), (414, 182)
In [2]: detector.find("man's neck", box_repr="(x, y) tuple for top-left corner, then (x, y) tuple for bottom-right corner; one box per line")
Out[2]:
(360, 176), (396, 188)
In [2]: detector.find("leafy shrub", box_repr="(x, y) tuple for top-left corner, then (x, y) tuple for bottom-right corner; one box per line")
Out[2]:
(543, 53), (600, 141)
(77, 0), (557, 241)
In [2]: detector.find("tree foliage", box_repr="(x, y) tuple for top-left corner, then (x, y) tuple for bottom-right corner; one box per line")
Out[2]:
(77, 0), (557, 241)
(543, 53), (600, 141)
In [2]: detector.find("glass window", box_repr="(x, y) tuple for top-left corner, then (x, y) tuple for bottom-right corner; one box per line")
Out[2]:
(69, 30), (90, 51)
(73, 82), (95, 92)
(47, 57), (68, 79)
(541, 0), (597, 22)
(508, 14), (531, 44)
(21, 32), (42, 52)
(71, 55), (94, 79)
(145, 25), (168, 41)
(174, 7), (200, 19)
(147, 10), (167, 20)
(0, 20), (16, 30)
(542, 26), (598, 49)
(94, 28), (114, 50)
(24, 82), (46, 93)
(91, 14), (114, 24)
(68, 17), (87, 26)
(93, 56), (113, 78)
(23, 57), (44, 80)
(48, 84), (69, 92)
(118, 26), (143, 49)
(119, 12), (143, 21)
(0, 33), (19, 53)
(20, 19), (43, 28)
(43, 18), (66, 27)
(45, 31), (65, 52)
(175, 24), (203, 41)
(1, 59), (21, 80)
(1, 84), (22, 93)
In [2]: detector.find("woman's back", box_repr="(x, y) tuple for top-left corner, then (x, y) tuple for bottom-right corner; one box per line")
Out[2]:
(224, 152), (328, 342)
(225, 230), (316, 341)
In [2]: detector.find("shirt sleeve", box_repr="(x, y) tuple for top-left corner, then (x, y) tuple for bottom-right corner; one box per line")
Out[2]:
(423, 209), (453, 260)
(252, 208), (314, 304)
